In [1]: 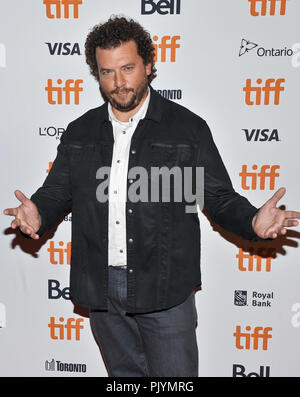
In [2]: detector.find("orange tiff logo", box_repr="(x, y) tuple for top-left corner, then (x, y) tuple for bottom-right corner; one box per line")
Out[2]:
(45, 79), (83, 105)
(239, 165), (280, 190)
(249, 0), (287, 16)
(48, 241), (71, 265)
(48, 317), (84, 340)
(153, 35), (180, 62)
(46, 162), (53, 173)
(234, 325), (272, 350)
(43, 0), (82, 19)
(243, 78), (285, 105)
(236, 248), (274, 272)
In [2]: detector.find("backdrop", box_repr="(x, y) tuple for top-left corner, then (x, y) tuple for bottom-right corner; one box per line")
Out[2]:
(1, 0), (300, 377)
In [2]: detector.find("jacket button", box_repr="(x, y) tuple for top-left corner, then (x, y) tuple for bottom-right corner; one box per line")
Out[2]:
(131, 149), (136, 154)
(129, 179), (134, 184)
(128, 238), (133, 244)
(128, 269), (133, 273)
(128, 209), (133, 214)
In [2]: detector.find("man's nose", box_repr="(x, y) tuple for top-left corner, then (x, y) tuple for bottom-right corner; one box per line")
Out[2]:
(114, 71), (125, 88)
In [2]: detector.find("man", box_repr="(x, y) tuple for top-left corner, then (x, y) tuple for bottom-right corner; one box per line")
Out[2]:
(3, 16), (300, 377)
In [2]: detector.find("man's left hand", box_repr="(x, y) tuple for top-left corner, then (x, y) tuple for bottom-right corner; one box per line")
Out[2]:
(252, 187), (300, 239)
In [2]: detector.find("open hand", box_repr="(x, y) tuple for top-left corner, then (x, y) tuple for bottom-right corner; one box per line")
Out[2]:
(252, 187), (300, 239)
(3, 190), (40, 239)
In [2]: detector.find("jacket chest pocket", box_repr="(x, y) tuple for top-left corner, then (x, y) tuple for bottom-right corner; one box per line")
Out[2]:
(149, 142), (194, 168)
(68, 144), (97, 186)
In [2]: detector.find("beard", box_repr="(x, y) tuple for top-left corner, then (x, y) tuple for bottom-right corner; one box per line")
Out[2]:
(100, 75), (148, 112)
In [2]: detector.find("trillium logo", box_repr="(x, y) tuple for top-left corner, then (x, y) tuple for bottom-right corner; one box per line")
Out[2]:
(239, 38), (294, 58)
(239, 39), (258, 56)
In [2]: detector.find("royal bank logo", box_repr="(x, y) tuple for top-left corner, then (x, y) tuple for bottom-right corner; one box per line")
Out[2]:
(234, 290), (248, 306)
(234, 290), (274, 308)
(239, 38), (294, 58)
(45, 358), (87, 373)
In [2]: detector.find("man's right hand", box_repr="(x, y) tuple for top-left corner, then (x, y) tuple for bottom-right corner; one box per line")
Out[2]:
(3, 190), (41, 239)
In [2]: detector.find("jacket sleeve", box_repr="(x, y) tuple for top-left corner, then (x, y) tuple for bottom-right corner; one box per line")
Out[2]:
(30, 129), (72, 237)
(197, 121), (261, 241)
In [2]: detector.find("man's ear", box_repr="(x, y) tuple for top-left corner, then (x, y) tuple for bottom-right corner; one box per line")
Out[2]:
(145, 62), (152, 76)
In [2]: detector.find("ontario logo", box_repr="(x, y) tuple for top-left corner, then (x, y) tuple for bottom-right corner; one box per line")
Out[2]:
(239, 38), (294, 58)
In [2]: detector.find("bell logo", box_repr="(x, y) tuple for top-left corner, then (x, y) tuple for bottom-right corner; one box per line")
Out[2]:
(234, 325), (272, 350)
(43, 0), (82, 19)
(236, 248), (274, 272)
(48, 241), (72, 265)
(153, 35), (180, 62)
(48, 317), (84, 340)
(141, 0), (181, 15)
(45, 79), (83, 105)
(233, 364), (270, 377)
(243, 78), (285, 106)
(239, 164), (280, 190)
(249, 0), (287, 16)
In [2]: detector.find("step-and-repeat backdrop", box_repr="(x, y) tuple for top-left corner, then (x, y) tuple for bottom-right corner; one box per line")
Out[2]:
(0, 0), (300, 377)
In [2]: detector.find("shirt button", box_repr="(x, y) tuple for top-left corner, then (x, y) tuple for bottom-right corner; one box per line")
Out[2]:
(128, 238), (133, 244)
(123, 131), (126, 134)
(117, 160), (121, 163)
(116, 220), (120, 224)
(120, 249), (123, 253)
(114, 190), (117, 194)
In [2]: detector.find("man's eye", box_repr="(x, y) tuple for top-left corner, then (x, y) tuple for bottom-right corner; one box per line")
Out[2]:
(123, 66), (134, 72)
(101, 70), (112, 75)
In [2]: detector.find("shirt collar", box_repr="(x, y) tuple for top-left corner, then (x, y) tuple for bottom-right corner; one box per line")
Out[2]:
(108, 87), (151, 125)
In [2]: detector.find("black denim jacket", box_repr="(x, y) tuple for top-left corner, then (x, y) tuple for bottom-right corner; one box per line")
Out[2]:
(30, 86), (259, 313)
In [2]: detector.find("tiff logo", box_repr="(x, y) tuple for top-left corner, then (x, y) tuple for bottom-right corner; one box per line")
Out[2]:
(243, 78), (285, 105)
(239, 164), (280, 190)
(47, 241), (71, 265)
(141, 0), (181, 14)
(46, 161), (53, 173)
(234, 325), (272, 350)
(153, 35), (180, 62)
(0, 43), (6, 68)
(236, 248), (274, 272)
(43, 0), (82, 19)
(45, 79), (83, 105)
(248, 0), (287, 16)
(48, 317), (84, 340)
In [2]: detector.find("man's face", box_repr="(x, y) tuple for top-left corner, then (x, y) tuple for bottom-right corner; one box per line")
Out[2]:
(96, 40), (152, 112)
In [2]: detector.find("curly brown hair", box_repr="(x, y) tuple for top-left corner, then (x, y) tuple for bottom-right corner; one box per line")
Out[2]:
(85, 16), (157, 84)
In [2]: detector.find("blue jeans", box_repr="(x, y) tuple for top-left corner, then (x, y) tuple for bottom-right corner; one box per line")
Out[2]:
(89, 266), (198, 377)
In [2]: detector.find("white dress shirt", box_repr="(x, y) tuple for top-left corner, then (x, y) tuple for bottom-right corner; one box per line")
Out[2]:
(108, 88), (151, 268)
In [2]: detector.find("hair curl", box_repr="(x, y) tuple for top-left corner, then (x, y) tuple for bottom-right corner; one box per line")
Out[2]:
(85, 16), (157, 84)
